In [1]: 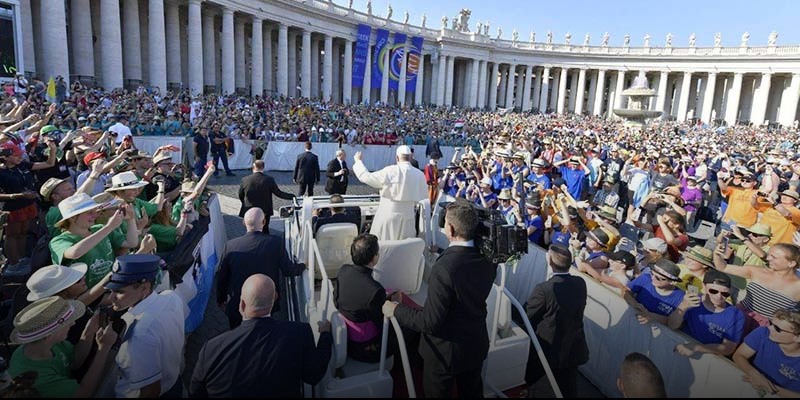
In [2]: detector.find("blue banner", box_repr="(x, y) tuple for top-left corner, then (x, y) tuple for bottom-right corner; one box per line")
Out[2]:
(352, 24), (371, 88)
(388, 33), (407, 91)
(405, 36), (424, 93)
(371, 28), (390, 89)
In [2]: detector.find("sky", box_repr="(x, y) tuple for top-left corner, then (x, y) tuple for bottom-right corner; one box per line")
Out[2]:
(334, 0), (800, 47)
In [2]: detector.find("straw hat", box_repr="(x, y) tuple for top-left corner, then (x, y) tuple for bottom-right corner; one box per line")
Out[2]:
(55, 193), (102, 228)
(780, 190), (800, 201)
(181, 181), (196, 193)
(597, 205), (617, 221)
(742, 222), (772, 237)
(498, 189), (513, 200)
(26, 264), (88, 301)
(39, 177), (69, 201)
(152, 152), (174, 165)
(531, 159), (547, 168)
(682, 246), (714, 268)
(11, 297), (86, 344)
(105, 171), (148, 192)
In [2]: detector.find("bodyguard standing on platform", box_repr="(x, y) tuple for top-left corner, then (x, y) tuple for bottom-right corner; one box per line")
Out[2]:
(383, 201), (496, 397)
(238, 160), (295, 222)
(294, 141), (320, 197)
(325, 149), (350, 195)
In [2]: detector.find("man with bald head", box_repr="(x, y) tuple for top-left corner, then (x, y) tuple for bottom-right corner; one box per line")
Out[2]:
(217, 208), (300, 328)
(191, 274), (332, 397)
(617, 352), (666, 398)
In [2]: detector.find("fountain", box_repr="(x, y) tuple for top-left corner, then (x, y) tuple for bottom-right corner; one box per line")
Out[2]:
(613, 71), (662, 128)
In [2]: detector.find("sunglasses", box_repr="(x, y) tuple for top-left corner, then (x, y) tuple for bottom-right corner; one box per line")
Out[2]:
(770, 320), (798, 335)
(707, 288), (730, 297)
(740, 178), (754, 183)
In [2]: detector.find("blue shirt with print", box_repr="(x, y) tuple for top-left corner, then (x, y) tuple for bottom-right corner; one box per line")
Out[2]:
(627, 273), (685, 316)
(682, 303), (745, 345)
(745, 327), (800, 392)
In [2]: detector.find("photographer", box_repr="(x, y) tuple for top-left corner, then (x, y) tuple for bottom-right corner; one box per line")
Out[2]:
(0, 138), (56, 264)
(145, 153), (182, 202)
(750, 189), (800, 245)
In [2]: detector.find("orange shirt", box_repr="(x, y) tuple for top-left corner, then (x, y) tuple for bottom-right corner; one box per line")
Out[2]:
(754, 201), (800, 245)
(721, 187), (758, 226)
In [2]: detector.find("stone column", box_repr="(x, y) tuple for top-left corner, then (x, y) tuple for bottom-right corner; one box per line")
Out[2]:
(436, 55), (446, 106)
(251, 17), (264, 96)
(343, 40), (353, 104)
(575, 69), (587, 114)
(538, 67), (551, 112)
(488, 62), (499, 110)
(444, 56), (455, 107)
(700, 73), (717, 123)
(332, 43), (341, 102)
(288, 33), (297, 97)
(397, 41), (408, 106)
(264, 26), (273, 93)
(165, 1), (180, 86)
(70, 0), (93, 78)
(556, 68), (569, 113)
(751, 73), (772, 125)
(587, 70), (597, 112)
(532, 68), (542, 110)
(466, 58), (479, 108)
(310, 38), (320, 98)
(323, 35), (333, 101)
(549, 69), (561, 111)
(415, 54), (426, 106)
(725, 73), (744, 125)
(277, 24), (288, 96)
(505, 64), (516, 108)
(234, 18), (245, 90)
(498, 66), (508, 107)
(655, 71), (669, 116)
(362, 44), (371, 104)
(779, 74), (800, 126)
(19, 0), (35, 74)
(41, 0), (71, 82)
(522, 65), (533, 111)
(186, 0), (203, 93)
(566, 70), (577, 111)
(676, 72), (693, 121)
(121, 0), (142, 83)
(300, 30), (311, 98)
(221, 9), (235, 94)
(101, 0), (123, 88)
(147, 0), (166, 90)
(613, 70), (626, 116)
(476, 60), (486, 109)
(515, 67), (524, 108)
(381, 42), (392, 104)
(593, 69), (606, 116)
(202, 11), (216, 89)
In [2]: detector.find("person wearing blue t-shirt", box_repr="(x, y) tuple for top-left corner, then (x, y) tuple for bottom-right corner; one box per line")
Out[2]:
(734, 308), (800, 396)
(554, 156), (590, 200)
(527, 159), (552, 189)
(524, 194), (545, 246)
(668, 270), (745, 357)
(623, 259), (685, 325)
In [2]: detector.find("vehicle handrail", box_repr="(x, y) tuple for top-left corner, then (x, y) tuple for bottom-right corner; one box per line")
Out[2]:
(389, 316), (417, 398)
(502, 287), (563, 398)
(489, 263), (509, 348)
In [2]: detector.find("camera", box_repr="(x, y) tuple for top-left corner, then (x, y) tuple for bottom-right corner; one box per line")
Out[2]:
(437, 200), (528, 264)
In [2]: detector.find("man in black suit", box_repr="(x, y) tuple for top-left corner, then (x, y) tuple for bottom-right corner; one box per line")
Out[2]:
(238, 160), (295, 222)
(409, 148), (420, 169)
(191, 274), (332, 397)
(294, 141), (320, 196)
(525, 245), (589, 398)
(384, 201), (496, 397)
(425, 132), (443, 161)
(217, 208), (301, 328)
(325, 149), (350, 194)
(313, 194), (360, 235)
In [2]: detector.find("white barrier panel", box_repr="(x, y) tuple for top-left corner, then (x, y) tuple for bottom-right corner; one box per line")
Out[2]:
(263, 142), (460, 172)
(507, 245), (763, 398)
(132, 136), (256, 170)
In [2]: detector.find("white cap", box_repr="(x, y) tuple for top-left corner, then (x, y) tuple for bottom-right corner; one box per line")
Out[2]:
(396, 145), (412, 156)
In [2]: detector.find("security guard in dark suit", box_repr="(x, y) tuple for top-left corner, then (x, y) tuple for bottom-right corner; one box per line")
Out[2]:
(294, 141), (320, 196)
(238, 160), (294, 222)
(384, 201), (496, 397)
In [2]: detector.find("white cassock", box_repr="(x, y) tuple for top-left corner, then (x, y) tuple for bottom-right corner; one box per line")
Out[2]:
(353, 160), (428, 241)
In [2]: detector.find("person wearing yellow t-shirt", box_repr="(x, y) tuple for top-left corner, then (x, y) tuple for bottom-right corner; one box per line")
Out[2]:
(676, 246), (714, 293)
(751, 190), (800, 245)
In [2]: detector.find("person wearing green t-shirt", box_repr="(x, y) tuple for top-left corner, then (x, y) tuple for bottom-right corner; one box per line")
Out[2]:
(8, 297), (118, 398)
(105, 171), (164, 235)
(48, 194), (142, 288)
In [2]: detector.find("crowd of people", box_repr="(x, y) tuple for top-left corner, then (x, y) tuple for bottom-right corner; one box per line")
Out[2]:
(0, 75), (800, 397)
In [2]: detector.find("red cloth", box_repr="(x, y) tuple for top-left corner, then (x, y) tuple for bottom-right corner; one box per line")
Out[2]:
(653, 225), (689, 262)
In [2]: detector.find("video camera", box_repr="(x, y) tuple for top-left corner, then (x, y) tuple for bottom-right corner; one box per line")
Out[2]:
(438, 200), (528, 264)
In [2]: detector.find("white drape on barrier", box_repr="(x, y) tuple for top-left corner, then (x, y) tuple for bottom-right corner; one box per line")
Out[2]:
(505, 244), (762, 398)
(132, 136), (256, 170)
(263, 142), (460, 172)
